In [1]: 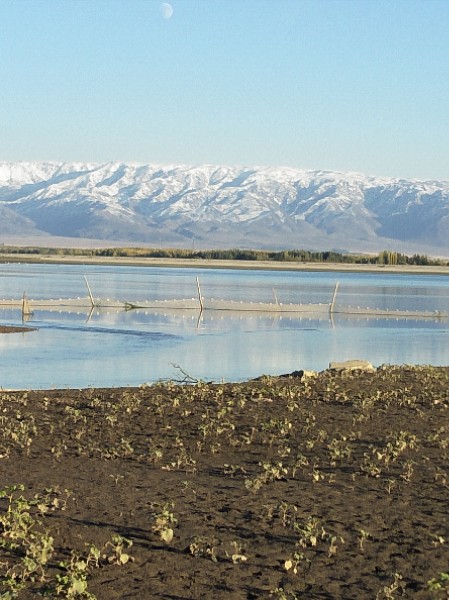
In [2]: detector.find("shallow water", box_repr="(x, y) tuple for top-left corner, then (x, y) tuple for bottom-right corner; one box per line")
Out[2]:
(0, 263), (448, 388)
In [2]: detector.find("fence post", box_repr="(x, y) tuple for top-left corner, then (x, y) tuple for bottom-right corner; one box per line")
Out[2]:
(330, 281), (340, 315)
(196, 276), (204, 311)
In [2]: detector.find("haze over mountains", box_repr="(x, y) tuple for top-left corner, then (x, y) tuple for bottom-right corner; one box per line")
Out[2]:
(0, 161), (448, 256)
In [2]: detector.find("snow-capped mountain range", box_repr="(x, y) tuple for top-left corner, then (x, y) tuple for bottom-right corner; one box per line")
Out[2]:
(1, 161), (449, 255)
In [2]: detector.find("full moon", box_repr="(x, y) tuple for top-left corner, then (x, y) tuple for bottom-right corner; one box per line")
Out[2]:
(160, 2), (174, 19)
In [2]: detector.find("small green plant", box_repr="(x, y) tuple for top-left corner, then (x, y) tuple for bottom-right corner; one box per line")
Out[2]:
(327, 534), (344, 557)
(400, 459), (415, 482)
(360, 453), (382, 478)
(284, 515), (342, 576)
(311, 463), (324, 483)
(0, 573), (26, 598)
(244, 461), (289, 492)
(260, 417), (292, 446)
(0, 412), (37, 455)
(295, 516), (326, 549)
(54, 552), (96, 599)
(162, 440), (196, 472)
(149, 502), (177, 543)
(428, 572), (449, 596)
(284, 550), (309, 575)
(109, 474), (125, 486)
(270, 587), (299, 600)
(103, 535), (133, 565)
(277, 501), (299, 529)
(431, 534), (446, 547)
(385, 478), (396, 494)
(376, 572), (404, 599)
(327, 435), (353, 466)
(358, 529), (372, 552)
(0, 485), (132, 598)
(225, 540), (248, 564)
(189, 535), (219, 562)
(180, 480), (197, 497)
(291, 453), (309, 477)
(223, 464), (247, 476)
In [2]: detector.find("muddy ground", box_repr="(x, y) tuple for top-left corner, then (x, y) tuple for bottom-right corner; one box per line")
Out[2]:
(0, 325), (36, 334)
(1, 366), (449, 599)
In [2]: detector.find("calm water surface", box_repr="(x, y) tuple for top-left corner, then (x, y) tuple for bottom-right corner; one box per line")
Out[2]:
(0, 263), (448, 388)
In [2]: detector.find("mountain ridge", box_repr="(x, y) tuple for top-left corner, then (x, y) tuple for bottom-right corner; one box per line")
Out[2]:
(1, 161), (448, 255)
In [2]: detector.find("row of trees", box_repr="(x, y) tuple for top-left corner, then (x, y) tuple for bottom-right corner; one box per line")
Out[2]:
(0, 244), (446, 266)
(376, 250), (437, 266)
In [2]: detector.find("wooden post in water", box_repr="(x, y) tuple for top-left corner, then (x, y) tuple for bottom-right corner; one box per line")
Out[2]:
(84, 275), (95, 308)
(329, 281), (340, 315)
(22, 292), (32, 318)
(196, 276), (204, 312)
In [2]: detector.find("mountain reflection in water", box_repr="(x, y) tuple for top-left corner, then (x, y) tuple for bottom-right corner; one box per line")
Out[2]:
(0, 263), (448, 388)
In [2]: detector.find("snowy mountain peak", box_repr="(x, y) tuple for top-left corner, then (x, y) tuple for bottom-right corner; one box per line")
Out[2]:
(1, 161), (449, 255)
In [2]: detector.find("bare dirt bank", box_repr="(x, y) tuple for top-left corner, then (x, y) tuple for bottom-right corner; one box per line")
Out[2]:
(1, 366), (449, 599)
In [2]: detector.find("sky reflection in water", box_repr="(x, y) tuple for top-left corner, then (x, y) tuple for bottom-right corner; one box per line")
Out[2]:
(0, 264), (448, 388)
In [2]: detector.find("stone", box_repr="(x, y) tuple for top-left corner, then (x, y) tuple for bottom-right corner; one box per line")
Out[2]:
(328, 359), (375, 373)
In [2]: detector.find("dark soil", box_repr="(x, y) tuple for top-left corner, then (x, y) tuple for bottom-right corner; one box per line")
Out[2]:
(2, 366), (449, 599)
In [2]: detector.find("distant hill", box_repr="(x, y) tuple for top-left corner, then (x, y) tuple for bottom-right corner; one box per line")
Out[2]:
(1, 161), (448, 255)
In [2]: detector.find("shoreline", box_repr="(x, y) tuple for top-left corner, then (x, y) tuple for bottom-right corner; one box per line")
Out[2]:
(0, 324), (36, 334)
(1, 363), (447, 393)
(2, 252), (449, 275)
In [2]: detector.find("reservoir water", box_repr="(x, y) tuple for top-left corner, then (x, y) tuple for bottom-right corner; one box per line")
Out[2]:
(0, 263), (448, 389)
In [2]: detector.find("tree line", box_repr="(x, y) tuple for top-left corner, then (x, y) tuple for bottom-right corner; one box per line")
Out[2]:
(0, 244), (446, 266)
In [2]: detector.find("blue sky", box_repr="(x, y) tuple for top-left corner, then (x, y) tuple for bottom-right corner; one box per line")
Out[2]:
(1, 0), (448, 180)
